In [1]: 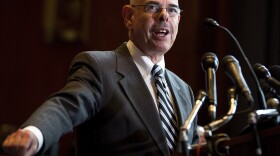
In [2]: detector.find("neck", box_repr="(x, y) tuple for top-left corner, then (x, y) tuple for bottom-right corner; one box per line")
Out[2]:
(148, 55), (164, 64)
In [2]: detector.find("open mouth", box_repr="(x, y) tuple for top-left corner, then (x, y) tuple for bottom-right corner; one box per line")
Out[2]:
(153, 29), (169, 37)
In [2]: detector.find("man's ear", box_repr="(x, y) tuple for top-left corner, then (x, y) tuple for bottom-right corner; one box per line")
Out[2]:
(122, 5), (134, 30)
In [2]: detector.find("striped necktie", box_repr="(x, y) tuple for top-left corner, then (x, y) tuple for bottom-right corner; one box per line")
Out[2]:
(151, 64), (179, 153)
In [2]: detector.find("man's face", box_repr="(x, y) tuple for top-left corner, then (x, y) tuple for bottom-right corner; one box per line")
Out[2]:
(128, 0), (181, 56)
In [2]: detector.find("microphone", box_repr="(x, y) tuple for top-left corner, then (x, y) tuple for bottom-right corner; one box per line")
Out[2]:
(269, 65), (280, 81)
(266, 98), (280, 110)
(257, 78), (280, 101)
(201, 52), (219, 121)
(222, 55), (254, 104)
(253, 63), (280, 94)
(203, 18), (220, 28)
(203, 18), (267, 109)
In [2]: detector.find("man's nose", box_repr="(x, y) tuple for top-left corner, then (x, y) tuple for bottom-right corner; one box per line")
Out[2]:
(157, 8), (169, 22)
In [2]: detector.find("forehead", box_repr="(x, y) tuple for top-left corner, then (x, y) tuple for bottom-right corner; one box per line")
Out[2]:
(136, 0), (179, 5)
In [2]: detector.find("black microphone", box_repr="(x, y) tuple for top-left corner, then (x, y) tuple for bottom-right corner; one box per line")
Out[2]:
(257, 78), (280, 100)
(253, 63), (280, 94)
(201, 52), (219, 121)
(204, 18), (267, 109)
(269, 65), (280, 81)
(203, 18), (220, 28)
(222, 55), (254, 104)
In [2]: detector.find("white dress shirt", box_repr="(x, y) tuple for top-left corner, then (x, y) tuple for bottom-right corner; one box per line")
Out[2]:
(126, 40), (174, 109)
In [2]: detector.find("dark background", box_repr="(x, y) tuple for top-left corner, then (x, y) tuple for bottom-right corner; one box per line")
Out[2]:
(0, 0), (279, 155)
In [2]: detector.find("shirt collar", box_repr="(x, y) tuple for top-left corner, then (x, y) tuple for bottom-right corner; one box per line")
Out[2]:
(127, 40), (165, 77)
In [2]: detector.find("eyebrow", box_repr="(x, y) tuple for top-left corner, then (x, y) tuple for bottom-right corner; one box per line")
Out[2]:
(146, 1), (180, 8)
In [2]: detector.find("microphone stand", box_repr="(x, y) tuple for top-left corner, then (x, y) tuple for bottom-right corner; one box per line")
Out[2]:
(248, 112), (262, 156)
(248, 101), (280, 156)
(204, 88), (237, 131)
(179, 90), (207, 156)
(204, 87), (237, 156)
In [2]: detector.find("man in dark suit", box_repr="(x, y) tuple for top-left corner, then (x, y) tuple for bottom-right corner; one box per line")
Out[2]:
(3, 0), (199, 155)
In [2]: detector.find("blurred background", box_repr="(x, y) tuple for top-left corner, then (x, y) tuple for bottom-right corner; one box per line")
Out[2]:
(0, 0), (279, 155)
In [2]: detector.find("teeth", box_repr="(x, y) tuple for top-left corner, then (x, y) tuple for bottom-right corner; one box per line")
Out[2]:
(156, 33), (165, 37)
(153, 29), (168, 37)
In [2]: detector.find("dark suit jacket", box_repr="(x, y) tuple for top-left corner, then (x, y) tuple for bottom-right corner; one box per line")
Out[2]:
(23, 43), (198, 156)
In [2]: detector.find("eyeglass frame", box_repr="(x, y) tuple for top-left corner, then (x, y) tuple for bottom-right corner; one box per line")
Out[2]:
(131, 2), (183, 17)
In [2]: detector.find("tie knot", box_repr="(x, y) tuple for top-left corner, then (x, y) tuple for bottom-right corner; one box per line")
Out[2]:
(151, 64), (163, 78)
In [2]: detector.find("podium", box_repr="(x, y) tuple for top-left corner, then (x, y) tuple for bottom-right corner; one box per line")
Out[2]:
(187, 125), (280, 156)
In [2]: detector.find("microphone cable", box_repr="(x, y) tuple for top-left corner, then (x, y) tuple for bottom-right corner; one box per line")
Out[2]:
(203, 18), (267, 110)
(204, 18), (264, 156)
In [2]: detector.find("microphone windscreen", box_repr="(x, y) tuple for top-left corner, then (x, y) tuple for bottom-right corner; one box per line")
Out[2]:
(253, 63), (271, 79)
(203, 18), (220, 28)
(201, 52), (219, 71)
(269, 65), (280, 81)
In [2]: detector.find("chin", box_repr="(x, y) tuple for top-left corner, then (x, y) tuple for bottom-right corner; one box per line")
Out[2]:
(157, 44), (171, 52)
(149, 40), (171, 52)
(154, 47), (170, 53)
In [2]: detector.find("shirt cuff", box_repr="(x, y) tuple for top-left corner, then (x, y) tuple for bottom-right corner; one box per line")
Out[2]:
(23, 126), (44, 153)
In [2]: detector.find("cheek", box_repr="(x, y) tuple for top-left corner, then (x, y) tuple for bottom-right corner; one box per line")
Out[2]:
(172, 21), (180, 35)
(134, 18), (152, 34)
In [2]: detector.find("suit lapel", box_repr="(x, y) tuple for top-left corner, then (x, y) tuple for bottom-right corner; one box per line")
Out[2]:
(165, 70), (192, 128)
(165, 70), (198, 148)
(114, 43), (169, 154)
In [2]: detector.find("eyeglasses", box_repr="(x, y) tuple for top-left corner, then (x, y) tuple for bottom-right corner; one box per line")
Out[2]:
(132, 3), (183, 17)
